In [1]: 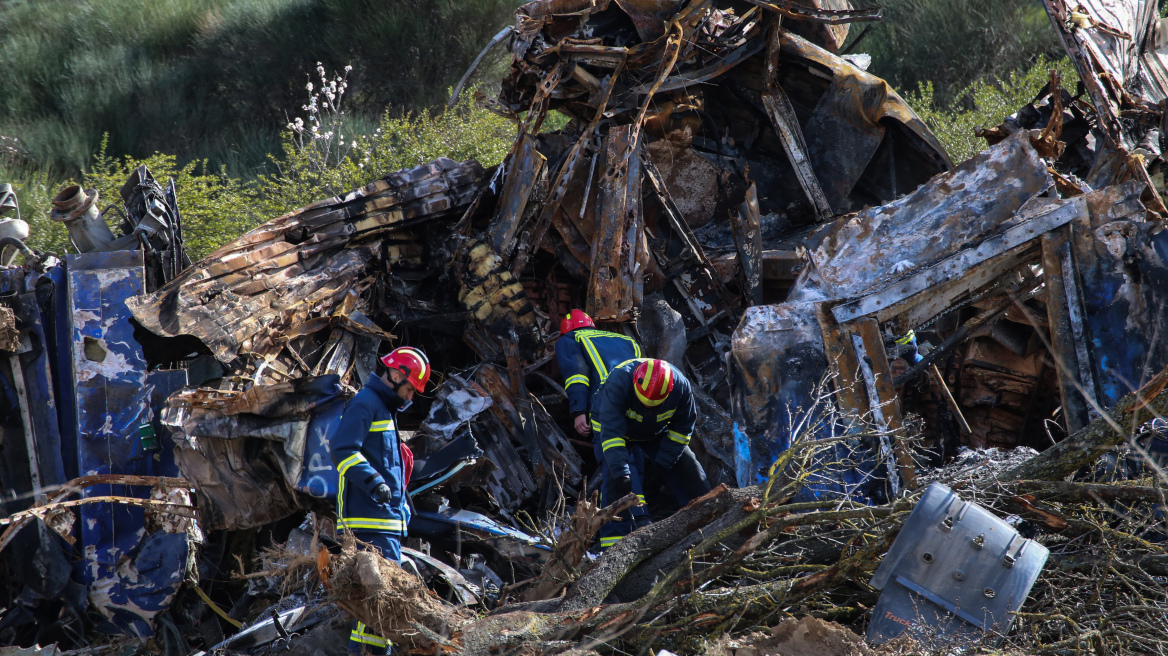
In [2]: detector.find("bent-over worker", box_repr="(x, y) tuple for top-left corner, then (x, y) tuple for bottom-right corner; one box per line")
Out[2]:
(330, 346), (430, 654)
(554, 310), (648, 528)
(592, 358), (711, 548)
(554, 309), (642, 437)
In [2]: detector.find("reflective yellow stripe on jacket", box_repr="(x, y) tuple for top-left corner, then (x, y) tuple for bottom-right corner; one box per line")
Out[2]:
(602, 437), (627, 452)
(351, 621), (388, 647)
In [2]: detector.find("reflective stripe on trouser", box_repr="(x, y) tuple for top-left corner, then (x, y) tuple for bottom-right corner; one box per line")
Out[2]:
(595, 440), (646, 549)
(347, 531), (401, 655)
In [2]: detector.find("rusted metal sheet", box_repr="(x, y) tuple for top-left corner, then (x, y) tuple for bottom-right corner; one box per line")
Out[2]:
(587, 125), (645, 321)
(728, 182), (763, 305)
(852, 318), (917, 491)
(761, 87), (835, 221)
(491, 134), (547, 261)
(1041, 226), (1092, 433)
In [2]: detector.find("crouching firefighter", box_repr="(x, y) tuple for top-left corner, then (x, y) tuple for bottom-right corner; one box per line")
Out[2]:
(592, 358), (711, 549)
(330, 346), (430, 654)
(554, 309), (649, 528)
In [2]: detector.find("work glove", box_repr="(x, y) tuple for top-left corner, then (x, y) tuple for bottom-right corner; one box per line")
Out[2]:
(611, 475), (634, 502)
(371, 483), (393, 505)
(653, 444), (684, 471)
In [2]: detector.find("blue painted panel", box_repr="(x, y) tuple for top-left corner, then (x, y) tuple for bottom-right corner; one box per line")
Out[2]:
(1075, 221), (1168, 408)
(43, 264), (80, 480)
(296, 397), (343, 500)
(89, 531), (189, 639)
(67, 251), (183, 637)
(14, 290), (67, 488)
(146, 369), (189, 477)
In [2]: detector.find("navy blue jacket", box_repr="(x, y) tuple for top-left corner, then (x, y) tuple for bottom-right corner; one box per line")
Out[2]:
(593, 359), (697, 479)
(555, 328), (641, 417)
(330, 375), (410, 536)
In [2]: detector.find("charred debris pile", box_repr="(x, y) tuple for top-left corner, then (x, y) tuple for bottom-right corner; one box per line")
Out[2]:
(3, 0), (1168, 653)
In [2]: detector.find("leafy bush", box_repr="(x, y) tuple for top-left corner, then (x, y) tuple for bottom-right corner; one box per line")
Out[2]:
(5, 75), (516, 260)
(259, 70), (514, 212)
(905, 56), (1079, 164)
(80, 139), (266, 261)
(861, 0), (1062, 108)
(0, 0), (523, 177)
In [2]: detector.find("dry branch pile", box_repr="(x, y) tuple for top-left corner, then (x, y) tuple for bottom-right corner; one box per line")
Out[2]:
(244, 372), (1168, 656)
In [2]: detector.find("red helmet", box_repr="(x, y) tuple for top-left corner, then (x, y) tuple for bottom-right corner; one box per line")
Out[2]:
(560, 309), (595, 335)
(381, 346), (431, 392)
(633, 359), (674, 407)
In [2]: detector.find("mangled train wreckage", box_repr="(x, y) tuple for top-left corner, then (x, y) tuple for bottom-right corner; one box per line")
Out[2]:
(3, 0), (1168, 652)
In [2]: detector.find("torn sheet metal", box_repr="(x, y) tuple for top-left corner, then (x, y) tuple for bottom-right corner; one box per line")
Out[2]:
(794, 131), (1052, 304)
(127, 158), (486, 364)
(781, 31), (952, 214)
(587, 125), (646, 321)
(410, 507), (551, 562)
(166, 376), (343, 530)
(490, 134), (548, 262)
(415, 366), (582, 513)
(1039, 0), (1165, 147)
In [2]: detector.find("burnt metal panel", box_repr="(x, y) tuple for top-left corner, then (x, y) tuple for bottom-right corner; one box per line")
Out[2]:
(1073, 213), (1168, 410)
(729, 182), (764, 305)
(587, 125), (645, 321)
(798, 131), (1051, 304)
(729, 302), (827, 486)
(830, 196), (1088, 323)
(67, 250), (185, 637)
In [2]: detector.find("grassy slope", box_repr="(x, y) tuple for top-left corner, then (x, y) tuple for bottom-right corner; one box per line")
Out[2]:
(858, 0), (1062, 109)
(0, 0), (522, 177)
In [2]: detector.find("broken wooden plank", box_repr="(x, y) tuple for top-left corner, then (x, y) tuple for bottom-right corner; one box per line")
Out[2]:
(1041, 226), (1093, 434)
(853, 318), (918, 491)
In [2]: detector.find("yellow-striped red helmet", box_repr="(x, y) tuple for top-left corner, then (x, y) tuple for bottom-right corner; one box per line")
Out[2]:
(633, 359), (674, 407)
(560, 309), (595, 335)
(381, 346), (431, 391)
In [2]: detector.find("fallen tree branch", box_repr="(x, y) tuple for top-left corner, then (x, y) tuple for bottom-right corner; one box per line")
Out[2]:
(554, 483), (767, 612)
(1006, 480), (1168, 504)
(524, 491), (639, 601)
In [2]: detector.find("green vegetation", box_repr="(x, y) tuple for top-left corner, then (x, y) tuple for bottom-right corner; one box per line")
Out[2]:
(905, 56), (1078, 164)
(860, 0), (1062, 109)
(17, 89), (514, 260)
(0, 0), (521, 177)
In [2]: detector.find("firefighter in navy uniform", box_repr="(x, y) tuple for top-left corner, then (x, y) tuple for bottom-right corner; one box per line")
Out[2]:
(554, 309), (643, 435)
(554, 309), (647, 531)
(330, 346), (431, 654)
(592, 358), (712, 548)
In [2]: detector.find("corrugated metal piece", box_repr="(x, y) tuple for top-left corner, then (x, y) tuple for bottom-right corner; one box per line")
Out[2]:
(126, 158), (486, 364)
(587, 125), (645, 321)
